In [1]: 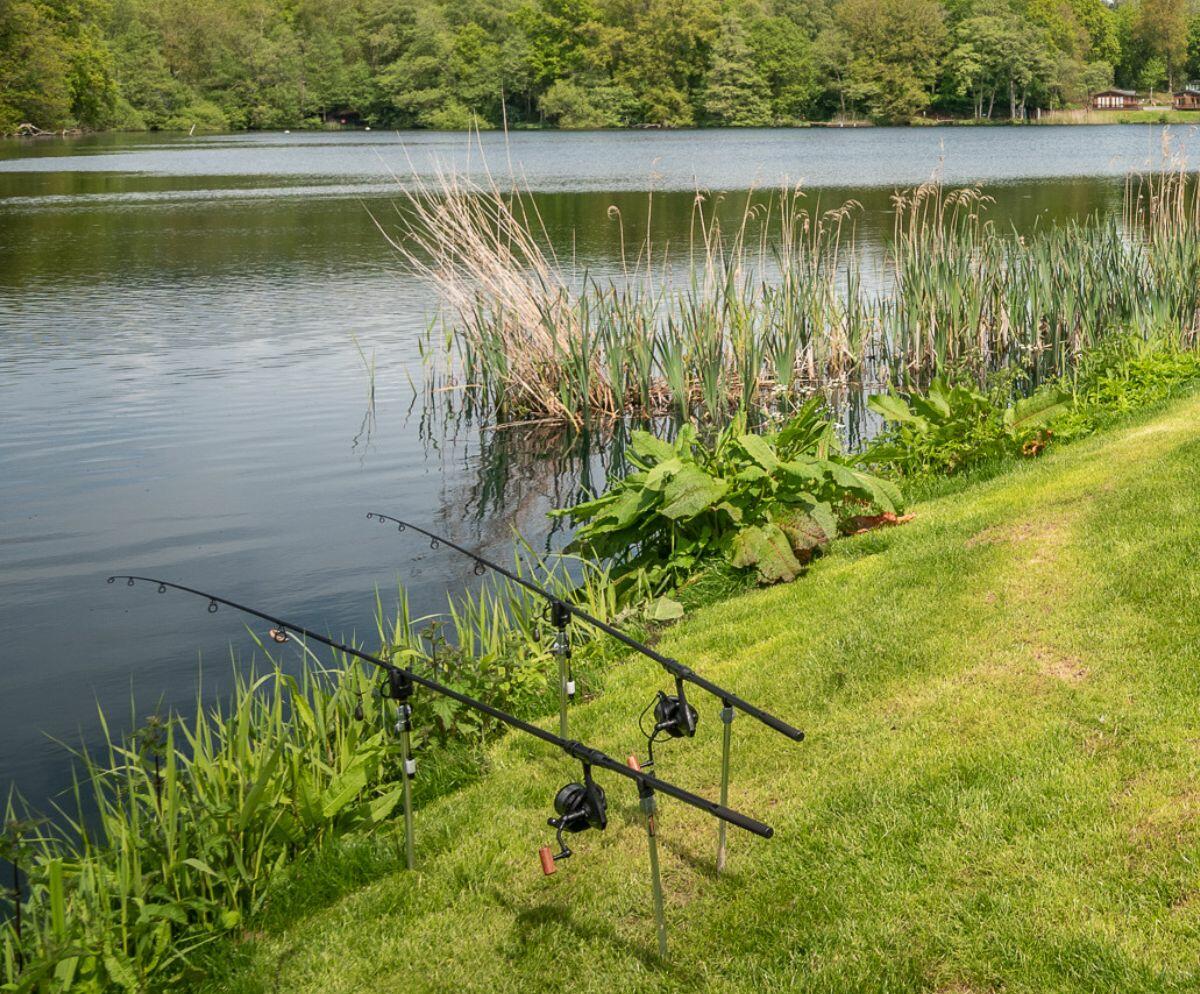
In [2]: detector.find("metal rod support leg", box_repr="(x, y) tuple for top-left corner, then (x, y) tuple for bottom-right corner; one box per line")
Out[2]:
(628, 754), (668, 957)
(645, 798), (668, 958)
(398, 709), (416, 871)
(716, 703), (734, 874)
(557, 653), (569, 739)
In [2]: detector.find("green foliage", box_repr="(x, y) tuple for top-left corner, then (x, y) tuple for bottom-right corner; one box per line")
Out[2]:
(702, 15), (771, 126)
(865, 338), (1200, 478)
(0, 0), (1193, 132)
(1052, 336), (1200, 440)
(866, 377), (1071, 476)
(557, 402), (902, 590)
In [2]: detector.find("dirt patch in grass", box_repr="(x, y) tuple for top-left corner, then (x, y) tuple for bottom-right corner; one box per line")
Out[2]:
(1029, 644), (1089, 684)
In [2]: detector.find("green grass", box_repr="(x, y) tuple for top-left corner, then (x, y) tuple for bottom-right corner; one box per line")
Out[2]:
(203, 394), (1200, 994)
(1036, 108), (1200, 126)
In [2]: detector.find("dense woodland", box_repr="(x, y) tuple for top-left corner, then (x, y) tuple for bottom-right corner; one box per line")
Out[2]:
(3, 0), (1200, 133)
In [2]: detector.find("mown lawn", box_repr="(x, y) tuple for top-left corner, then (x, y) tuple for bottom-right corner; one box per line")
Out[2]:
(207, 394), (1200, 994)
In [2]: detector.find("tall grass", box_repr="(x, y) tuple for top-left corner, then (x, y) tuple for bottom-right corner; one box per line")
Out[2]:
(1, 552), (618, 991)
(398, 140), (1200, 426)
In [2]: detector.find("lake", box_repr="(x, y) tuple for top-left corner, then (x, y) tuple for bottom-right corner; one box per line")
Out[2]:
(1, 125), (1196, 808)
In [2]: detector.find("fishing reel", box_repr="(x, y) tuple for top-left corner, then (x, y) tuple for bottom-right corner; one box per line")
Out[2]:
(539, 764), (607, 874)
(638, 678), (698, 770)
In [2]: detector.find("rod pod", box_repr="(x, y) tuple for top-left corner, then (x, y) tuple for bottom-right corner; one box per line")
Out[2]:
(366, 513), (803, 873)
(627, 754), (668, 957)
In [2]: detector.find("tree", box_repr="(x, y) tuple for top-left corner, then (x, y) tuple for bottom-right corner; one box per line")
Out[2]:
(840, 0), (947, 123)
(703, 15), (772, 125)
(746, 13), (819, 122)
(1134, 0), (1188, 91)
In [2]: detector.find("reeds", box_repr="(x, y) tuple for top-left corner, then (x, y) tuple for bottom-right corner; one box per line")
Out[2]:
(400, 140), (1200, 426)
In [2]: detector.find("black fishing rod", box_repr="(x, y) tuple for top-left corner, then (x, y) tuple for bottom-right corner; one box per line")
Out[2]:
(365, 512), (805, 874)
(365, 513), (804, 740)
(106, 575), (773, 852)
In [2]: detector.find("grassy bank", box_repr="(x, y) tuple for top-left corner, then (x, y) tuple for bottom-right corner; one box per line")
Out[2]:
(1036, 108), (1200, 126)
(203, 390), (1200, 993)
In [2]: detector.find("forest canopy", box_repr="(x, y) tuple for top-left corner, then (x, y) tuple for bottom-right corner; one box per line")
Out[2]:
(3, 0), (1200, 133)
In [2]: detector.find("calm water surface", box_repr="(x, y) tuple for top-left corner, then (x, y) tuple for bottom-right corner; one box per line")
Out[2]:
(1, 126), (1195, 807)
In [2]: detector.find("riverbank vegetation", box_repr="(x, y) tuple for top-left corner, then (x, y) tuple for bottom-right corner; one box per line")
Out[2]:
(408, 158), (1200, 428)
(5, 329), (1200, 991)
(202, 386), (1200, 994)
(5, 0), (1200, 134)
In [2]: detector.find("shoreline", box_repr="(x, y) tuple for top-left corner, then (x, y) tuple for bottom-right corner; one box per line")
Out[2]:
(6, 112), (1200, 141)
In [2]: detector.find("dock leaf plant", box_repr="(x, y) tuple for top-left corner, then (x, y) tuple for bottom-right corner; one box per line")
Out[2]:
(556, 400), (903, 591)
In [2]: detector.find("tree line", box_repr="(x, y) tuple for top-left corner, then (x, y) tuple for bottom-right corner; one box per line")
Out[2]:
(4, 0), (1200, 134)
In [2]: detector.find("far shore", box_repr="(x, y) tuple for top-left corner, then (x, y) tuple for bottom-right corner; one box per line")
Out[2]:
(6, 109), (1200, 141)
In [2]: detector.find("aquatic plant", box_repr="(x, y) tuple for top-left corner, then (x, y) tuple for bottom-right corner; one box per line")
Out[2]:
(399, 142), (1200, 428)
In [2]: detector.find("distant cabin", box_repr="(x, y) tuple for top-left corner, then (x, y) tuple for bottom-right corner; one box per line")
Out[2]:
(1172, 86), (1200, 111)
(1090, 89), (1141, 111)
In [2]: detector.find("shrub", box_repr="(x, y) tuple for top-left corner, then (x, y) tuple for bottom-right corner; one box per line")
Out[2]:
(864, 377), (1070, 476)
(557, 402), (903, 590)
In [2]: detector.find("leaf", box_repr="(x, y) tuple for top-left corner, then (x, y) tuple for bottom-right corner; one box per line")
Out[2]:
(237, 745), (281, 830)
(368, 786), (403, 824)
(645, 596), (685, 621)
(735, 465), (768, 482)
(729, 524), (803, 584)
(777, 458), (822, 485)
(737, 433), (779, 472)
(643, 457), (683, 492)
(778, 508), (834, 559)
(103, 952), (139, 992)
(868, 393), (921, 425)
(659, 465), (728, 520)
(321, 760), (369, 820)
(630, 429), (674, 465)
(1004, 389), (1072, 433)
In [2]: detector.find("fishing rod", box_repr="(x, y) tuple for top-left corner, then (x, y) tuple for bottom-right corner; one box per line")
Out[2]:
(107, 576), (772, 887)
(365, 512), (805, 873)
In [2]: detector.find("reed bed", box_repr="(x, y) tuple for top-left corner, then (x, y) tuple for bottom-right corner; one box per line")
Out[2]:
(397, 144), (1200, 427)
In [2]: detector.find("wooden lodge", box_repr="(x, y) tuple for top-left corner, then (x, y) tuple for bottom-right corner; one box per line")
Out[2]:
(1090, 89), (1141, 111)
(1173, 86), (1200, 111)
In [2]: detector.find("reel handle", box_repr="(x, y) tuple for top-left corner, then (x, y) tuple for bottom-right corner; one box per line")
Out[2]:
(539, 846), (557, 875)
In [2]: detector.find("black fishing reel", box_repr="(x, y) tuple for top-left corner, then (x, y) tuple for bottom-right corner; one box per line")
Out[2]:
(539, 764), (607, 874)
(638, 678), (698, 770)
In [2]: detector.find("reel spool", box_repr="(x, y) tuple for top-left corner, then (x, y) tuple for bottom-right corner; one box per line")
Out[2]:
(638, 678), (699, 770)
(539, 765), (607, 874)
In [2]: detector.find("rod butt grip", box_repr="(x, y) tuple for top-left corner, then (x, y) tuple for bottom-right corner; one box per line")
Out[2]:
(538, 846), (557, 876)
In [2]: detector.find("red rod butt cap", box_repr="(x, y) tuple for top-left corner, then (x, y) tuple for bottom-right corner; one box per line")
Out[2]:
(538, 846), (556, 876)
